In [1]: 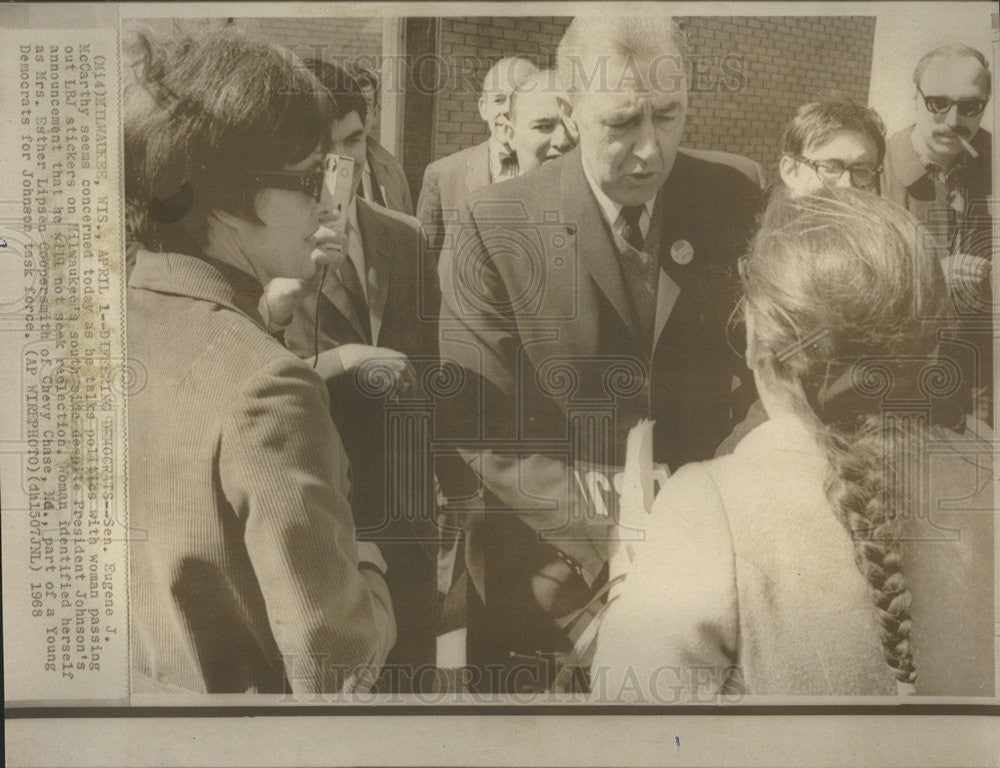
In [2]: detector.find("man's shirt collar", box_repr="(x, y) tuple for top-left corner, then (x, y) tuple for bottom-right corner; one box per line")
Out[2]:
(581, 160), (656, 238)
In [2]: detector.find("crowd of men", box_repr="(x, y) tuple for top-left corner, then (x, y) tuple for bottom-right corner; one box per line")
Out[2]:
(279, 19), (992, 693)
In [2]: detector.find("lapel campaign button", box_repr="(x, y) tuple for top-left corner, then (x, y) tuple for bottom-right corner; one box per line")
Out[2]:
(671, 239), (694, 265)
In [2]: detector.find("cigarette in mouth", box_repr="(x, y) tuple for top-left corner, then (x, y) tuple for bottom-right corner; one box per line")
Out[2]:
(957, 135), (979, 158)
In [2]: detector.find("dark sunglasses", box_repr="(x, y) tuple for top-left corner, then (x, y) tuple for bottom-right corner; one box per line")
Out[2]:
(792, 155), (882, 189)
(248, 168), (325, 201)
(917, 86), (988, 118)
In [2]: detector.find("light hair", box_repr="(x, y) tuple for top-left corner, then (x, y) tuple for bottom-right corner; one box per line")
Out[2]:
(556, 16), (688, 103)
(913, 44), (991, 94)
(743, 188), (951, 688)
(508, 69), (563, 123)
(481, 56), (538, 96)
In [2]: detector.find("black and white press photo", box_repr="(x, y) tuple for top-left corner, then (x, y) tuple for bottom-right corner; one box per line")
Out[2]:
(1, 2), (996, 766)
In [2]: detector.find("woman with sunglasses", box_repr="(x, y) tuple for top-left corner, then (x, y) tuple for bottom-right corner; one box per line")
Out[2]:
(591, 189), (993, 699)
(124, 29), (395, 694)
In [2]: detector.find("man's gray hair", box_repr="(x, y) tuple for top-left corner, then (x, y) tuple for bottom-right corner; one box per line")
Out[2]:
(556, 16), (689, 102)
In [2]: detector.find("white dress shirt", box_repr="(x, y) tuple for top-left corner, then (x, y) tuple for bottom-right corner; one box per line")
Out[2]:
(581, 163), (656, 245)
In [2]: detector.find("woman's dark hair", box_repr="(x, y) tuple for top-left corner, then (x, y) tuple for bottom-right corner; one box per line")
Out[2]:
(302, 58), (367, 125)
(743, 188), (952, 690)
(124, 28), (331, 252)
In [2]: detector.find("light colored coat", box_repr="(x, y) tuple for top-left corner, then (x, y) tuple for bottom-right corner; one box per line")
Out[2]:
(592, 413), (994, 699)
(416, 140), (491, 261)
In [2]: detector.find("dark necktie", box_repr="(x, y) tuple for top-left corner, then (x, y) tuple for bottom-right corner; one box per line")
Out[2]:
(620, 204), (646, 252)
(496, 152), (519, 181)
(617, 204), (657, 351)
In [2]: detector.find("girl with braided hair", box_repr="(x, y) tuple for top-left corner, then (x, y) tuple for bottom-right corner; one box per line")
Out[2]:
(591, 187), (994, 699)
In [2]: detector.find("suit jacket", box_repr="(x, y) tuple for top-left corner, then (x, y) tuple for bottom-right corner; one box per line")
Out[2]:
(593, 414), (994, 698)
(438, 147), (762, 585)
(287, 198), (437, 362)
(285, 198), (440, 683)
(128, 250), (394, 695)
(366, 138), (414, 216)
(679, 146), (768, 190)
(416, 140), (491, 261)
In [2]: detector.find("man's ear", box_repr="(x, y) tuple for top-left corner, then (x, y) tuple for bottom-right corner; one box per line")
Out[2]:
(778, 154), (798, 189)
(478, 94), (489, 122)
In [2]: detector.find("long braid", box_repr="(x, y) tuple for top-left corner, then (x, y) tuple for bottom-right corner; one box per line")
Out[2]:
(819, 414), (917, 686)
(741, 188), (949, 692)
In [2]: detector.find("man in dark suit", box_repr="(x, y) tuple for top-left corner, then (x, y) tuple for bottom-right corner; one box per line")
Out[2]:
(417, 57), (538, 262)
(286, 62), (439, 693)
(351, 63), (416, 216)
(437, 16), (761, 692)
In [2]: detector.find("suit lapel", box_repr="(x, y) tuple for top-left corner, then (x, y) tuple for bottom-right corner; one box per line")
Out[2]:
(356, 198), (395, 345)
(321, 234), (370, 343)
(649, 152), (717, 357)
(560, 149), (637, 337)
(465, 141), (492, 196)
(646, 178), (683, 351)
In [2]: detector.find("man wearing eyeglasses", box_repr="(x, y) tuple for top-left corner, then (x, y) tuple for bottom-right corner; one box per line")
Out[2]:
(881, 44), (992, 423)
(712, 99), (887, 458)
(778, 99), (886, 197)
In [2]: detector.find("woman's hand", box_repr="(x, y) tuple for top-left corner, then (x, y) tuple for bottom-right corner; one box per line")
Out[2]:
(259, 226), (349, 331)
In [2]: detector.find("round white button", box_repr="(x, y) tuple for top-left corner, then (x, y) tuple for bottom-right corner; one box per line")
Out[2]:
(671, 239), (694, 265)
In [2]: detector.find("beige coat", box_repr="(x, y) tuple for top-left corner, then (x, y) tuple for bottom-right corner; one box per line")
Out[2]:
(592, 413), (994, 700)
(128, 251), (394, 694)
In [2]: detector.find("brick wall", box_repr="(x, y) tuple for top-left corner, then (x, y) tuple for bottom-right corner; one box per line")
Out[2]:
(239, 17), (382, 64)
(129, 17), (382, 59)
(128, 15), (876, 186)
(428, 15), (876, 182)
(678, 16), (876, 180)
(128, 17), (384, 120)
(433, 16), (572, 159)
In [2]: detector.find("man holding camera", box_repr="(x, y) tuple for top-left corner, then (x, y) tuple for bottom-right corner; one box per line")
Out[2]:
(284, 61), (439, 692)
(437, 16), (761, 691)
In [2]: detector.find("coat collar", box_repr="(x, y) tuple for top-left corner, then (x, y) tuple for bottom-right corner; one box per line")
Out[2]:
(888, 126), (933, 188)
(559, 147), (689, 343)
(560, 147), (636, 335)
(129, 250), (266, 329)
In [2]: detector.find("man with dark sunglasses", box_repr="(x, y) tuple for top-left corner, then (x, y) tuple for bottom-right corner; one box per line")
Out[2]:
(882, 44), (993, 424)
